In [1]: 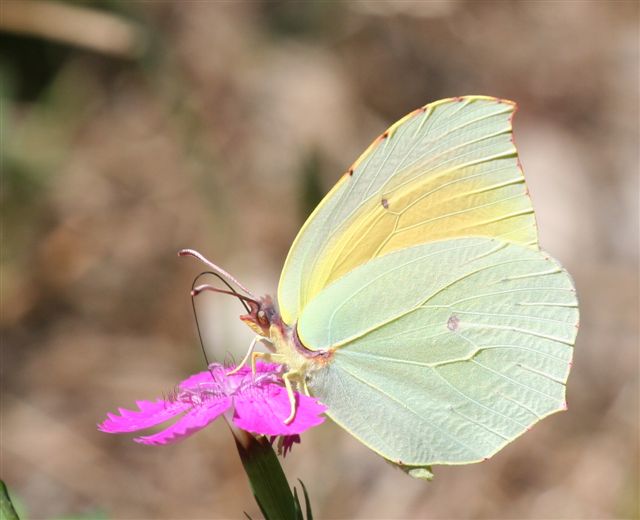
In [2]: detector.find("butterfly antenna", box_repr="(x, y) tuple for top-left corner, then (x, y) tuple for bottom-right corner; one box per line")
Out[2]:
(190, 271), (252, 368)
(179, 249), (257, 299)
(191, 285), (260, 308)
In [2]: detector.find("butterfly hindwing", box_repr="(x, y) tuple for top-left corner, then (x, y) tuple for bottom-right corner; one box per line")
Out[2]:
(299, 237), (577, 465)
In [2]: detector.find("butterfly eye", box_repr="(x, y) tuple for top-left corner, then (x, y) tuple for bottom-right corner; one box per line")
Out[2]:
(257, 310), (268, 326)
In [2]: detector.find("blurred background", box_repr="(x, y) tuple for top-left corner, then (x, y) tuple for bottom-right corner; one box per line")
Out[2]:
(2, 1), (638, 518)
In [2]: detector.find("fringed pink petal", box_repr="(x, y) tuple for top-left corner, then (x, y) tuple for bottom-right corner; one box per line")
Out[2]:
(99, 361), (325, 445)
(98, 398), (190, 433)
(179, 369), (222, 389)
(246, 360), (282, 374)
(134, 397), (232, 446)
(232, 385), (326, 436)
(223, 361), (282, 378)
(177, 362), (279, 390)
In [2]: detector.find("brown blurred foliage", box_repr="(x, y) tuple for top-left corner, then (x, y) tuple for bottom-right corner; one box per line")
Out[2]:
(1, 1), (638, 518)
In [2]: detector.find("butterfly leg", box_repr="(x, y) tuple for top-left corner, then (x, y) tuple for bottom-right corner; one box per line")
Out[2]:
(250, 350), (271, 375)
(227, 335), (270, 376)
(282, 369), (302, 424)
(302, 377), (311, 397)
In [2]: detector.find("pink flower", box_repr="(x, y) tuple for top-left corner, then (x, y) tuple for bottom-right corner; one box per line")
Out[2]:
(98, 361), (326, 447)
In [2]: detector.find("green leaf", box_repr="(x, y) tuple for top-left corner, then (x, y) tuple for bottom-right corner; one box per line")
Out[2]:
(1, 480), (19, 520)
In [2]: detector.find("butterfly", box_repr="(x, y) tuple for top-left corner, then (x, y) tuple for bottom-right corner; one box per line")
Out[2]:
(182, 95), (579, 479)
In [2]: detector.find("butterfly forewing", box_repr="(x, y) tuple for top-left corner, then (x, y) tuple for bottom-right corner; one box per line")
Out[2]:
(278, 96), (538, 325)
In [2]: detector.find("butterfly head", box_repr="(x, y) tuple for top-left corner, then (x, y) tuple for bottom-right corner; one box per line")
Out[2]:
(240, 295), (279, 337)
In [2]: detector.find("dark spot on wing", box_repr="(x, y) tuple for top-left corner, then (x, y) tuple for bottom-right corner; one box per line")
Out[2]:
(381, 198), (389, 209)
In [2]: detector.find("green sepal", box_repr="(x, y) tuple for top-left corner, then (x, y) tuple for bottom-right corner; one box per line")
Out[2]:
(233, 431), (296, 520)
(298, 479), (313, 520)
(231, 428), (314, 520)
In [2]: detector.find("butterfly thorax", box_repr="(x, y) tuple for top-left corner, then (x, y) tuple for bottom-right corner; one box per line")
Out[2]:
(240, 294), (332, 376)
(269, 318), (333, 375)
